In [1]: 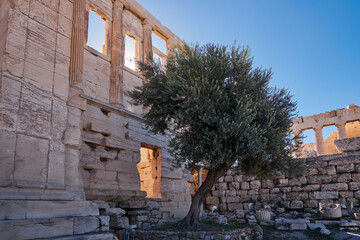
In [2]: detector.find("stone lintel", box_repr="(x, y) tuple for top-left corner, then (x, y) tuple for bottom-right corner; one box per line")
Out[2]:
(85, 188), (146, 202)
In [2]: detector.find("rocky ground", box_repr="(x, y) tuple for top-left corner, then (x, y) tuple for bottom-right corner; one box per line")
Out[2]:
(263, 226), (360, 240)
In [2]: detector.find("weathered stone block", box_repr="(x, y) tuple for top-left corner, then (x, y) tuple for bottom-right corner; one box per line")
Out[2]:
(269, 194), (284, 201)
(354, 191), (360, 198)
(240, 195), (251, 202)
(73, 216), (100, 235)
(287, 192), (308, 201)
(225, 190), (237, 197)
(212, 190), (225, 197)
(99, 216), (110, 232)
(355, 164), (360, 173)
(0, 201), (27, 220)
(237, 190), (248, 195)
(261, 180), (275, 188)
(258, 194), (270, 202)
(248, 190), (258, 195)
(289, 176), (307, 186)
(304, 200), (318, 208)
(106, 208), (126, 216)
(227, 203), (243, 211)
(206, 197), (219, 205)
(136, 215), (148, 222)
(290, 201), (304, 209)
(292, 186), (302, 192)
(0, 130), (16, 186)
(26, 201), (99, 219)
(321, 183), (348, 191)
(226, 196), (240, 203)
(352, 173), (360, 181)
(308, 168), (318, 175)
(118, 201), (146, 209)
(309, 191), (338, 200)
(47, 150), (65, 188)
(234, 175), (242, 182)
(216, 182), (228, 190)
(349, 182), (360, 191)
(241, 182), (250, 190)
(25, 40), (55, 70)
(110, 216), (129, 229)
(250, 180), (261, 190)
(318, 166), (336, 175)
(0, 217), (74, 239)
(274, 179), (288, 187)
(224, 176), (233, 182)
(259, 189), (269, 194)
(17, 86), (52, 138)
(229, 182), (240, 190)
(270, 188), (280, 194)
(14, 134), (49, 188)
(334, 173), (352, 183)
(337, 164), (355, 173)
(339, 191), (354, 198)
(307, 175), (332, 184)
(280, 187), (291, 193)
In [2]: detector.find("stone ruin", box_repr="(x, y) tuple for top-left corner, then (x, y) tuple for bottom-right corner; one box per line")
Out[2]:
(1, 0), (360, 239)
(203, 105), (360, 235)
(0, 0), (194, 239)
(292, 104), (360, 157)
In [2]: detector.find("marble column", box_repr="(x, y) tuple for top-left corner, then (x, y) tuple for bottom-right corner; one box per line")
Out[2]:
(110, 0), (124, 105)
(142, 19), (153, 63)
(69, 0), (86, 87)
(314, 127), (326, 156)
(336, 123), (347, 139)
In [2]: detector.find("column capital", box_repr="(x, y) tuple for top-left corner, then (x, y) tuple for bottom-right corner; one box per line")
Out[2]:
(112, 0), (124, 9)
(335, 122), (346, 127)
(313, 126), (323, 131)
(142, 19), (155, 29)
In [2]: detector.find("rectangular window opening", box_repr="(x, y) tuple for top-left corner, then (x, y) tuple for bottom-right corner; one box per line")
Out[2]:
(152, 31), (167, 69)
(125, 34), (137, 71)
(152, 32), (167, 54)
(137, 145), (161, 198)
(153, 51), (163, 68)
(87, 8), (107, 55)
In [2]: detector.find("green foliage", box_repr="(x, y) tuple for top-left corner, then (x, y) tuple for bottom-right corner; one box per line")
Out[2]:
(129, 42), (306, 178)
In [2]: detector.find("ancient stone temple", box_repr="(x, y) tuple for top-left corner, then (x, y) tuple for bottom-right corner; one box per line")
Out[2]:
(0, 0), (193, 239)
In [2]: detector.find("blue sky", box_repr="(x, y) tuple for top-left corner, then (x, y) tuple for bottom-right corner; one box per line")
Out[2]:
(136, 0), (360, 143)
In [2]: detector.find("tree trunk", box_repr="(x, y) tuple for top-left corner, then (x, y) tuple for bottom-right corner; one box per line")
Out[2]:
(179, 164), (230, 227)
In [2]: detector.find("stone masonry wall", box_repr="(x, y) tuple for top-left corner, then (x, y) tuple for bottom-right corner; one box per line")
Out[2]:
(206, 151), (360, 214)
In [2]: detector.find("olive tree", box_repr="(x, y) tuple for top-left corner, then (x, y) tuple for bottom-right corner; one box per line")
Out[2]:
(129, 43), (306, 227)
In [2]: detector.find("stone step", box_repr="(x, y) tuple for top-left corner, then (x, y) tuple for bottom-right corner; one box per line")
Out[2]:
(0, 200), (99, 220)
(0, 216), (110, 240)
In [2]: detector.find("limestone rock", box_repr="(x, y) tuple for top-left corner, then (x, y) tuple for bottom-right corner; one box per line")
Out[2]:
(307, 223), (325, 230)
(320, 228), (331, 235)
(110, 216), (129, 229)
(106, 208), (126, 216)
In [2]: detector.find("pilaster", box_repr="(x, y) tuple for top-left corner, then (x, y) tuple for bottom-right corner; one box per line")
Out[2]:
(69, 0), (86, 87)
(110, 0), (124, 105)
